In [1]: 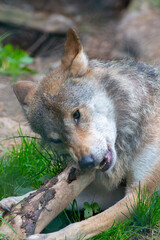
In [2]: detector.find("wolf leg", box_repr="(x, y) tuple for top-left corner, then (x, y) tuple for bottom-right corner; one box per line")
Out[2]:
(25, 189), (137, 240)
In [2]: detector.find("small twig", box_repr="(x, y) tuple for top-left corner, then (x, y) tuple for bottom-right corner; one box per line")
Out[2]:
(27, 33), (49, 54)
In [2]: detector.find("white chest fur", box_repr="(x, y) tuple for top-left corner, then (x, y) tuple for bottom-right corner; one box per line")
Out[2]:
(131, 142), (160, 185)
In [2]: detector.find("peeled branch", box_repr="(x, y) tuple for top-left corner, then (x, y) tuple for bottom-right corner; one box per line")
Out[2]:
(0, 163), (96, 239)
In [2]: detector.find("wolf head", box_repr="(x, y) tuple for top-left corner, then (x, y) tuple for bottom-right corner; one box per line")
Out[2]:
(13, 29), (119, 173)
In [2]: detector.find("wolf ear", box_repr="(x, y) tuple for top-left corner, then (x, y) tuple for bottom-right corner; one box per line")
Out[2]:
(61, 29), (88, 76)
(13, 81), (36, 106)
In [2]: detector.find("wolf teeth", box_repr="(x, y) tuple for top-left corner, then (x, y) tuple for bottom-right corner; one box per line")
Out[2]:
(99, 161), (107, 170)
(95, 165), (101, 169)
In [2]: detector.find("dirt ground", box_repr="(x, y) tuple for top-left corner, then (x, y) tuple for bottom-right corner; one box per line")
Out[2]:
(1, 0), (160, 150)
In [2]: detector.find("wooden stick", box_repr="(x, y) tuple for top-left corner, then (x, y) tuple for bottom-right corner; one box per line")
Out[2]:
(0, 163), (95, 239)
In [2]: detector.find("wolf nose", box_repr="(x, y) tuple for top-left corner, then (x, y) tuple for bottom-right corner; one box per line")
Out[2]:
(79, 155), (95, 170)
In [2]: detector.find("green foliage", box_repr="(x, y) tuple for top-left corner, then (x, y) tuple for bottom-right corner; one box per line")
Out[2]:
(129, 184), (160, 229)
(63, 200), (101, 224)
(0, 129), (66, 200)
(0, 33), (35, 81)
(84, 202), (101, 219)
(0, 233), (9, 240)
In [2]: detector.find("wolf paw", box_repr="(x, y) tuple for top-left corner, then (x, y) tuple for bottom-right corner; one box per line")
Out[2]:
(25, 234), (48, 240)
(25, 222), (83, 240)
(25, 233), (63, 240)
(0, 197), (19, 212)
(0, 191), (35, 213)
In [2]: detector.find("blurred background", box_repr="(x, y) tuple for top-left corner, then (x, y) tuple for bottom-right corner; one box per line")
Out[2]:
(1, 1), (160, 236)
(0, 0), (160, 146)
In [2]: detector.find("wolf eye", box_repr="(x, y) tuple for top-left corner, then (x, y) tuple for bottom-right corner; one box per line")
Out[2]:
(73, 110), (80, 124)
(49, 138), (63, 144)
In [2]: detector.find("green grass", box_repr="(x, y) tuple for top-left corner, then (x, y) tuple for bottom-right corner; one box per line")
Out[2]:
(130, 184), (160, 229)
(0, 214), (17, 234)
(0, 129), (66, 200)
(89, 185), (160, 240)
(0, 212), (17, 239)
(0, 133), (160, 239)
(0, 33), (35, 81)
(0, 233), (9, 240)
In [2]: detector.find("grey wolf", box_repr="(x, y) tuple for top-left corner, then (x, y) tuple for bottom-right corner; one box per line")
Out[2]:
(1, 29), (160, 240)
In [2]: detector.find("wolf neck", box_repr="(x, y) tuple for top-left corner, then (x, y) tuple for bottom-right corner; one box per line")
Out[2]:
(100, 66), (159, 189)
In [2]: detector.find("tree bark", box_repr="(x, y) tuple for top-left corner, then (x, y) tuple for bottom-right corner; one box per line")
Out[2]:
(0, 163), (95, 239)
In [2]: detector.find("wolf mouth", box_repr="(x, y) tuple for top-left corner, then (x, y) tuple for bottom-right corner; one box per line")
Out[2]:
(100, 148), (113, 172)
